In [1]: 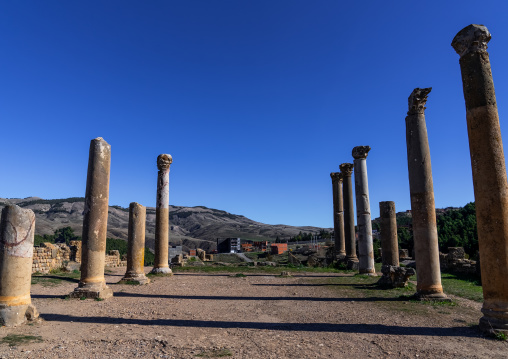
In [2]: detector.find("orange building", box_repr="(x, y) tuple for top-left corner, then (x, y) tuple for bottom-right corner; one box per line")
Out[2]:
(270, 243), (288, 255)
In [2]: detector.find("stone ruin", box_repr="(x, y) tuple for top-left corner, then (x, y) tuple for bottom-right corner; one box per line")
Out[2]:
(288, 244), (335, 268)
(32, 241), (125, 274)
(439, 247), (477, 275)
(171, 249), (213, 267)
(378, 265), (415, 288)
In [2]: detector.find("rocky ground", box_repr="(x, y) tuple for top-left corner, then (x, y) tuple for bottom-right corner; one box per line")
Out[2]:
(0, 267), (506, 358)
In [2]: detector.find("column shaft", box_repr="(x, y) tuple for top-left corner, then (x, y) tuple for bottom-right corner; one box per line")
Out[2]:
(353, 146), (375, 275)
(340, 163), (357, 263)
(71, 137), (113, 299)
(0, 205), (38, 326)
(379, 201), (399, 266)
(331, 173), (346, 256)
(121, 202), (150, 284)
(405, 88), (446, 299)
(151, 154), (173, 274)
(452, 24), (508, 332)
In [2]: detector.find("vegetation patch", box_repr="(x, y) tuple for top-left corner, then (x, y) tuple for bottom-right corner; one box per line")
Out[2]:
(118, 280), (142, 285)
(441, 272), (483, 302)
(0, 334), (43, 347)
(31, 269), (81, 286)
(493, 332), (508, 341)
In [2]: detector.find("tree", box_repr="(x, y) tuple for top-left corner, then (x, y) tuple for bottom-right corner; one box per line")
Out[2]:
(54, 227), (78, 245)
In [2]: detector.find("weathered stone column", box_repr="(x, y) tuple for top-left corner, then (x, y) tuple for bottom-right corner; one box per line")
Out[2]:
(452, 24), (508, 333)
(379, 201), (399, 266)
(70, 137), (113, 299)
(405, 88), (447, 300)
(0, 205), (39, 326)
(353, 146), (375, 275)
(151, 154), (173, 274)
(330, 172), (346, 257)
(120, 203), (150, 285)
(340, 163), (358, 268)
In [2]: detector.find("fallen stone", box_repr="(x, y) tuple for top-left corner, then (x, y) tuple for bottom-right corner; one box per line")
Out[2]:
(378, 265), (416, 288)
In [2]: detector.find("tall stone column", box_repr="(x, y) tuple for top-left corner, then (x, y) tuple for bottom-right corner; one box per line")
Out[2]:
(121, 202), (150, 285)
(0, 205), (39, 326)
(70, 137), (113, 299)
(151, 154), (173, 274)
(379, 201), (399, 266)
(330, 172), (346, 257)
(405, 88), (447, 300)
(340, 163), (358, 268)
(452, 24), (508, 333)
(353, 146), (375, 275)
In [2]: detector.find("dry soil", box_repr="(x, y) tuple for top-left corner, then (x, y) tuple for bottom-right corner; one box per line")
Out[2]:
(0, 267), (506, 358)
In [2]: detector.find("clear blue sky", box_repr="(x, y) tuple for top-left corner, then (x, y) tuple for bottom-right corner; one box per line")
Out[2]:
(1, 1), (508, 228)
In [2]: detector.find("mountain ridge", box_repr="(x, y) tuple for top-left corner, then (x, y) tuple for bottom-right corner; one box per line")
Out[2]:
(0, 197), (329, 252)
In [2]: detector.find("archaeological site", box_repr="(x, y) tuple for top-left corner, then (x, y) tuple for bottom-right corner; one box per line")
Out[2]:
(1, 11), (508, 359)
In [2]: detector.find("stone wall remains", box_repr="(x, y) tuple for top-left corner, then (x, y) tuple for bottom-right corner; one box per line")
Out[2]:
(32, 242), (125, 274)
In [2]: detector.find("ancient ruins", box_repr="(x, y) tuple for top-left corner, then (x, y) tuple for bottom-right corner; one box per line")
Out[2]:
(339, 163), (358, 270)
(330, 172), (346, 257)
(452, 23), (508, 333)
(151, 154), (173, 275)
(2, 23), (508, 343)
(405, 88), (447, 300)
(70, 137), (113, 299)
(120, 202), (150, 285)
(0, 205), (39, 326)
(379, 201), (399, 267)
(352, 146), (375, 275)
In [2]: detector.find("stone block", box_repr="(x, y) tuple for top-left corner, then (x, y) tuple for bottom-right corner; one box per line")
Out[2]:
(378, 265), (416, 288)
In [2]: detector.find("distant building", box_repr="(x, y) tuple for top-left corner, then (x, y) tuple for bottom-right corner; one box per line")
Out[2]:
(253, 241), (269, 252)
(270, 243), (288, 255)
(216, 238), (241, 253)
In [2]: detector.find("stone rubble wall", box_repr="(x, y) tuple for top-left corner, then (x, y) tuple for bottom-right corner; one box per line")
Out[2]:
(32, 242), (125, 274)
(32, 243), (72, 274)
(439, 247), (477, 274)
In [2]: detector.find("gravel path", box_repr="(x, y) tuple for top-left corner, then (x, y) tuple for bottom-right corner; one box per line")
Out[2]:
(0, 267), (505, 358)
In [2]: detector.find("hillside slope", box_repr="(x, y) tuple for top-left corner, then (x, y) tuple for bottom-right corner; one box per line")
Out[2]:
(0, 197), (328, 252)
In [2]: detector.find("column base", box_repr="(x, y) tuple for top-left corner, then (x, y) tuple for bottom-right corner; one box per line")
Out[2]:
(479, 307), (508, 334)
(346, 259), (359, 270)
(415, 291), (450, 302)
(0, 304), (38, 327)
(358, 269), (378, 277)
(150, 266), (173, 275)
(119, 273), (150, 285)
(70, 281), (113, 299)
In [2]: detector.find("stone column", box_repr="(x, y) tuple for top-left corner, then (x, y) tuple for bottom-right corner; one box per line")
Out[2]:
(151, 154), (173, 274)
(120, 202), (150, 285)
(405, 88), (447, 300)
(340, 163), (358, 268)
(330, 172), (346, 257)
(353, 146), (375, 275)
(0, 205), (39, 326)
(379, 201), (399, 266)
(452, 24), (508, 333)
(70, 137), (113, 299)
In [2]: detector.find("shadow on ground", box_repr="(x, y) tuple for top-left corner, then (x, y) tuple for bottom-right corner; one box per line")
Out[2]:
(40, 313), (479, 337)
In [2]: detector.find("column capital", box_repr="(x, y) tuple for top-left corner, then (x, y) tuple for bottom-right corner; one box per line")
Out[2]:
(408, 88), (432, 116)
(352, 146), (371, 159)
(157, 154), (173, 170)
(330, 172), (343, 182)
(452, 24), (491, 58)
(339, 163), (354, 176)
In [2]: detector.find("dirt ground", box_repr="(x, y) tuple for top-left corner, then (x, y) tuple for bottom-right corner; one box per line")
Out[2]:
(0, 267), (506, 358)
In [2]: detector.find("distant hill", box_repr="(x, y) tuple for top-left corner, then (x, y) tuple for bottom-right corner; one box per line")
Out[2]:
(0, 197), (329, 253)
